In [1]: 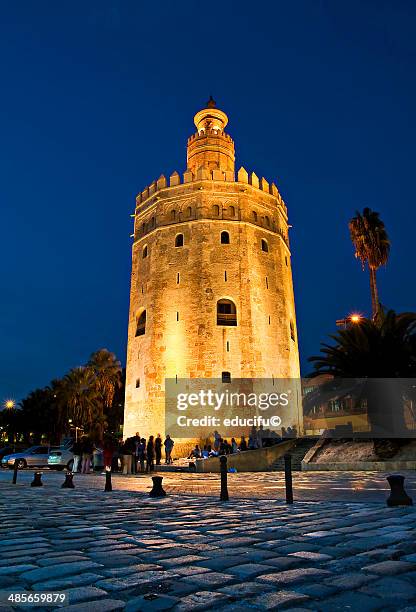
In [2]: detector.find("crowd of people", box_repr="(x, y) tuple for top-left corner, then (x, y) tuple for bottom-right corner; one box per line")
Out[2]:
(70, 425), (297, 473)
(118, 433), (175, 474)
(70, 432), (174, 474)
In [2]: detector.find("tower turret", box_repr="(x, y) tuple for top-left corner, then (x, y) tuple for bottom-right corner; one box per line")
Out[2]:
(187, 97), (235, 174)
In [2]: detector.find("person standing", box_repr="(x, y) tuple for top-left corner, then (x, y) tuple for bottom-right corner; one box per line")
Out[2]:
(133, 432), (141, 473)
(103, 434), (115, 471)
(72, 438), (82, 473)
(239, 435), (247, 451)
(213, 430), (221, 452)
(81, 435), (93, 474)
(146, 436), (155, 472)
(138, 438), (146, 472)
(122, 438), (133, 474)
(155, 434), (162, 465)
(164, 435), (174, 464)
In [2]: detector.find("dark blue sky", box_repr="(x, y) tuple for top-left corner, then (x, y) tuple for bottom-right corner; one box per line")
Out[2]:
(1, 1), (415, 402)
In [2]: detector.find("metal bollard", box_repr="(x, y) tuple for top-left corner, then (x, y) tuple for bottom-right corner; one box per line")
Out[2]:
(104, 466), (112, 492)
(387, 474), (413, 507)
(284, 454), (293, 504)
(149, 476), (166, 497)
(220, 455), (229, 501)
(62, 472), (75, 489)
(12, 459), (18, 484)
(31, 472), (43, 487)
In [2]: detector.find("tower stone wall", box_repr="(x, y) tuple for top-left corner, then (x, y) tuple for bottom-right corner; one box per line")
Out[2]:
(124, 100), (301, 448)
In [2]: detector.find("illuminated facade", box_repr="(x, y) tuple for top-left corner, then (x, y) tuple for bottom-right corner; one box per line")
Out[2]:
(124, 98), (301, 446)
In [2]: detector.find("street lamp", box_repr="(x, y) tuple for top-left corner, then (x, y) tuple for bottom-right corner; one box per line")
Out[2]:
(4, 399), (15, 410)
(336, 313), (363, 329)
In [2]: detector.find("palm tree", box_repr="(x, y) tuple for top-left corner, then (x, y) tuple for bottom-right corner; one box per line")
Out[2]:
(62, 367), (100, 432)
(308, 310), (416, 435)
(349, 207), (390, 319)
(88, 349), (122, 438)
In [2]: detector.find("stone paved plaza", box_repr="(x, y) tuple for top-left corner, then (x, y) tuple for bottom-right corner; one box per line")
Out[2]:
(1, 470), (416, 611)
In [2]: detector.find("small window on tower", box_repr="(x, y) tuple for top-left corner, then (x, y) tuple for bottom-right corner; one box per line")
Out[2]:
(290, 320), (295, 342)
(143, 245), (148, 258)
(261, 239), (269, 253)
(217, 299), (237, 326)
(171, 209), (176, 221)
(136, 310), (146, 336)
(175, 234), (184, 247)
(212, 204), (220, 216)
(264, 216), (270, 228)
(252, 211), (258, 222)
(229, 205), (235, 217)
(187, 206), (192, 217)
(221, 231), (230, 244)
(135, 378), (140, 389)
(222, 371), (231, 383)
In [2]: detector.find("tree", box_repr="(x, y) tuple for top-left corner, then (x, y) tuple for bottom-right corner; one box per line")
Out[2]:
(349, 207), (390, 319)
(308, 310), (416, 436)
(88, 349), (122, 438)
(61, 367), (100, 433)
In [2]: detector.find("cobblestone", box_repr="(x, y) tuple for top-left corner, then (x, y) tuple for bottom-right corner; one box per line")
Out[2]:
(1, 471), (416, 610)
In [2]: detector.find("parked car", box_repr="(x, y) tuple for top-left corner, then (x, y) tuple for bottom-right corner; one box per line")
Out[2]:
(48, 448), (74, 471)
(0, 447), (17, 460)
(2, 445), (61, 469)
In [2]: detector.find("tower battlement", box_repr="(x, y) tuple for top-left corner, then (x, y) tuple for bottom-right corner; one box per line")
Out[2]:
(135, 166), (287, 216)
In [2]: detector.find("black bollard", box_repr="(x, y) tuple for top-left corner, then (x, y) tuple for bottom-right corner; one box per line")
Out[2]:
(31, 472), (43, 487)
(220, 455), (229, 502)
(149, 475), (166, 497)
(387, 475), (413, 507)
(284, 454), (293, 504)
(12, 459), (18, 484)
(104, 467), (112, 492)
(62, 472), (75, 489)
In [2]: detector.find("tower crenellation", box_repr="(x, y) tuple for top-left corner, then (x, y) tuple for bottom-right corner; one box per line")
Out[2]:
(124, 98), (300, 447)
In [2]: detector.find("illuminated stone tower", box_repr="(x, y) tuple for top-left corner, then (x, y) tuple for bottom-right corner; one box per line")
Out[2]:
(124, 98), (301, 444)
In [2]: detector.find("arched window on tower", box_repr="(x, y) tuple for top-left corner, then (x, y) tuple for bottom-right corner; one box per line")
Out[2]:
(252, 211), (258, 223)
(217, 299), (237, 326)
(212, 204), (220, 216)
(187, 206), (192, 217)
(171, 209), (176, 221)
(264, 215), (270, 228)
(143, 245), (148, 258)
(175, 234), (184, 247)
(136, 310), (146, 336)
(261, 239), (269, 253)
(229, 205), (235, 217)
(220, 231), (230, 244)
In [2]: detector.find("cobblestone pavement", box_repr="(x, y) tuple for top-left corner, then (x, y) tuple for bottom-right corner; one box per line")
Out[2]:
(1, 469), (416, 503)
(1, 474), (416, 611)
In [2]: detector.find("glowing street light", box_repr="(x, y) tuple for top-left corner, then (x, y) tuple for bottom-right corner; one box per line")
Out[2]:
(336, 313), (364, 329)
(4, 399), (15, 410)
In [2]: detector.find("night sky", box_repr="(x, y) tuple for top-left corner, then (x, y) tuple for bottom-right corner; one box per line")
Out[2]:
(1, 1), (416, 402)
